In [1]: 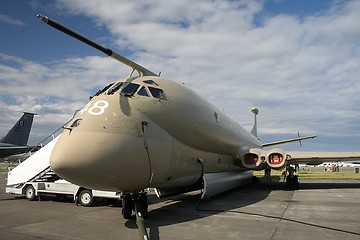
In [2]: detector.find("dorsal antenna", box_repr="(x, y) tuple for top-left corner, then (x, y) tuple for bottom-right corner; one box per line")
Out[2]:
(251, 107), (259, 138)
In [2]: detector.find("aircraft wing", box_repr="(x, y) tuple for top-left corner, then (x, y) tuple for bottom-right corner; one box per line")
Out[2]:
(286, 151), (360, 165)
(262, 135), (317, 147)
(0, 146), (40, 158)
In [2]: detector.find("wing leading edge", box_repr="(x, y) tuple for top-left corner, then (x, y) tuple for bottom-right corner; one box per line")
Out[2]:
(262, 135), (317, 147)
(286, 151), (360, 165)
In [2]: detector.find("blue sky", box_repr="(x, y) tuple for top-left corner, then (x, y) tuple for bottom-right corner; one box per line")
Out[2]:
(0, 0), (359, 152)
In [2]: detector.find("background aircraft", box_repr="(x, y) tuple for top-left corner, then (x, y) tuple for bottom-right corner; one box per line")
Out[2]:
(0, 112), (36, 157)
(37, 15), (360, 230)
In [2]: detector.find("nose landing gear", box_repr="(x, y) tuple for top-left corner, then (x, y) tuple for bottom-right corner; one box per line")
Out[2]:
(122, 192), (148, 219)
(122, 192), (149, 240)
(122, 191), (149, 239)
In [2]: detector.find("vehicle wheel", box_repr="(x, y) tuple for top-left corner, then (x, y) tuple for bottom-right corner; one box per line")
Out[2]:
(78, 189), (94, 207)
(122, 193), (133, 219)
(25, 185), (36, 201)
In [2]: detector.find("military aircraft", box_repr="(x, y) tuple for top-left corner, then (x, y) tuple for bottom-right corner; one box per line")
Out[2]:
(0, 112), (36, 158)
(37, 15), (360, 224)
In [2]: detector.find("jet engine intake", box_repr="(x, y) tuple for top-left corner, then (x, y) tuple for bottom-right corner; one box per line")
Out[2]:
(240, 148), (287, 170)
(265, 148), (286, 170)
(241, 148), (264, 170)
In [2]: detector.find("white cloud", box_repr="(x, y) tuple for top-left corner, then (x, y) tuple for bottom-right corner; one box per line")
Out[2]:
(0, 53), (128, 144)
(0, 0), (359, 151)
(0, 14), (26, 26)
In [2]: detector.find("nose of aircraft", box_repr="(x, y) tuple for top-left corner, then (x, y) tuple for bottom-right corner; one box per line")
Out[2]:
(50, 131), (150, 192)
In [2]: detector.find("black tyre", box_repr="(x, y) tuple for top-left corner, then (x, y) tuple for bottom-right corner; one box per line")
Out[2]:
(286, 176), (291, 188)
(78, 189), (94, 207)
(286, 176), (299, 189)
(293, 175), (299, 189)
(139, 194), (148, 219)
(122, 193), (133, 219)
(25, 185), (36, 201)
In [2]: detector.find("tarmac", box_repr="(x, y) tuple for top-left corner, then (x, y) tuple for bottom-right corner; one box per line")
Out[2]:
(0, 172), (359, 240)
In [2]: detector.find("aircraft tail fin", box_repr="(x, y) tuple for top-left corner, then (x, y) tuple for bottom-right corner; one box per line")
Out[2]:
(1, 112), (36, 146)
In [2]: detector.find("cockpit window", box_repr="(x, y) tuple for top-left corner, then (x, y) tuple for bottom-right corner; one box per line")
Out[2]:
(92, 82), (114, 97)
(143, 80), (159, 86)
(149, 87), (167, 100)
(121, 83), (140, 97)
(137, 86), (150, 97)
(107, 82), (124, 95)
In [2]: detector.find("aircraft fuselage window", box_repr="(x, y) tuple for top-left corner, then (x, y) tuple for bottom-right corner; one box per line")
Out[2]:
(70, 119), (82, 128)
(149, 87), (167, 100)
(137, 86), (150, 97)
(121, 83), (140, 97)
(143, 80), (158, 86)
(107, 82), (124, 95)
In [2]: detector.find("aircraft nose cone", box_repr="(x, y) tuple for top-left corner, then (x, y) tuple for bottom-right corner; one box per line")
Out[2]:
(50, 133), (97, 187)
(50, 131), (150, 192)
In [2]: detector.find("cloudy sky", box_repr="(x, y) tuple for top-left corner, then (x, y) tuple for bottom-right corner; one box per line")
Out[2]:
(0, 0), (359, 152)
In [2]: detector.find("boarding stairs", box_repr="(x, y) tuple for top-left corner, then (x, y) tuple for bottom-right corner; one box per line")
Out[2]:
(6, 134), (61, 188)
(7, 110), (78, 188)
(6, 113), (77, 189)
(31, 167), (60, 183)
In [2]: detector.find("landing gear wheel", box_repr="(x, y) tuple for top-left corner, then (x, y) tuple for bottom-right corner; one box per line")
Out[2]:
(139, 193), (148, 219)
(25, 185), (36, 201)
(122, 193), (133, 219)
(78, 189), (94, 207)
